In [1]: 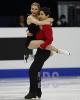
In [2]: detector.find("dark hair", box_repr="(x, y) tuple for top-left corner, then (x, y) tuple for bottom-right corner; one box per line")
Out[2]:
(40, 7), (51, 16)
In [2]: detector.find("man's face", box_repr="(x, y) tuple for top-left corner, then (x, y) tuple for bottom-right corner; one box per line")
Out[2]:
(39, 11), (49, 20)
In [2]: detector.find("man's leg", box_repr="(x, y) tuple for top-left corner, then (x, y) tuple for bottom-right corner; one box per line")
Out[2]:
(25, 48), (50, 99)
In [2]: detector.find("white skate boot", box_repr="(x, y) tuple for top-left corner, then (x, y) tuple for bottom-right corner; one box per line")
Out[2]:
(58, 49), (70, 55)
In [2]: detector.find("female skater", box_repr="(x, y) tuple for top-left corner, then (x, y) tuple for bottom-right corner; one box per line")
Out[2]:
(25, 2), (53, 62)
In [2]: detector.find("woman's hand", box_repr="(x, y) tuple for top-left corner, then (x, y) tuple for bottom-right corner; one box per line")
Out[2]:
(44, 18), (54, 26)
(46, 18), (54, 23)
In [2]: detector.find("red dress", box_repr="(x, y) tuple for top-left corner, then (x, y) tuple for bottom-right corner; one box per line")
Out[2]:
(36, 25), (53, 49)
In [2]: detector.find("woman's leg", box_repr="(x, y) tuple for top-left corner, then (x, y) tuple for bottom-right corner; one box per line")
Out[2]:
(46, 45), (70, 55)
(28, 40), (58, 53)
(28, 40), (44, 49)
(28, 40), (70, 55)
(46, 45), (58, 53)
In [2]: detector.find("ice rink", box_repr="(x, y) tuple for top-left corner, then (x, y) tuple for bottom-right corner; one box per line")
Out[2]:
(0, 27), (80, 100)
(0, 77), (80, 100)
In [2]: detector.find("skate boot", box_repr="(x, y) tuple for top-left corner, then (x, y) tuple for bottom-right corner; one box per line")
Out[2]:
(25, 48), (31, 62)
(58, 49), (70, 55)
(24, 91), (36, 99)
(36, 88), (42, 98)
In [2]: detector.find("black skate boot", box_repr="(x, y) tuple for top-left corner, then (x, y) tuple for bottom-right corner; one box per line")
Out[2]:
(36, 88), (42, 98)
(25, 48), (31, 62)
(25, 91), (36, 99)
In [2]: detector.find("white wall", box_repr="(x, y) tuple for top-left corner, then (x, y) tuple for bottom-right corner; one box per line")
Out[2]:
(0, 27), (80, 69)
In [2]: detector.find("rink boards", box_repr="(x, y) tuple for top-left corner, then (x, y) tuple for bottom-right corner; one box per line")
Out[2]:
(0, 28), (80, 78)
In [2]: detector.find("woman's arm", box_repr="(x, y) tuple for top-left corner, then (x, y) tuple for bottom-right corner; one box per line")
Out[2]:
(27, 15), (53, 25)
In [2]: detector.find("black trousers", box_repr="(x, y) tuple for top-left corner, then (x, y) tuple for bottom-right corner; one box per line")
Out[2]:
(29, 48), (50, 92)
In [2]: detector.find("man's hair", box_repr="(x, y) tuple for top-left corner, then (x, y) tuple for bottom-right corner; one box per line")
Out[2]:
(40, 7), (51, 16)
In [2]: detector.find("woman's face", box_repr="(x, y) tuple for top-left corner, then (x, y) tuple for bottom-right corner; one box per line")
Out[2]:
(39, 11), (49, 20)
(31, 5), (39, 16)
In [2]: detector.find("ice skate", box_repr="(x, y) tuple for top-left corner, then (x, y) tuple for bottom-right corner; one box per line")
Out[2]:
(24, 92), (36, 99)
(36, 88), (42, 98)
(27, 54), (34, 62)
(58, 49), (70, 55)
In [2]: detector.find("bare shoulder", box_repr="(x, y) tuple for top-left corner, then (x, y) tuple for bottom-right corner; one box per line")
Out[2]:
(27, 15), (31, 20)
(27, 15), (33, 19)
(27, 15), (32, 25)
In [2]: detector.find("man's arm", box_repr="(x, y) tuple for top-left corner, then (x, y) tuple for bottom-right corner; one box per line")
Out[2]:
(40, 25), (53, 49)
